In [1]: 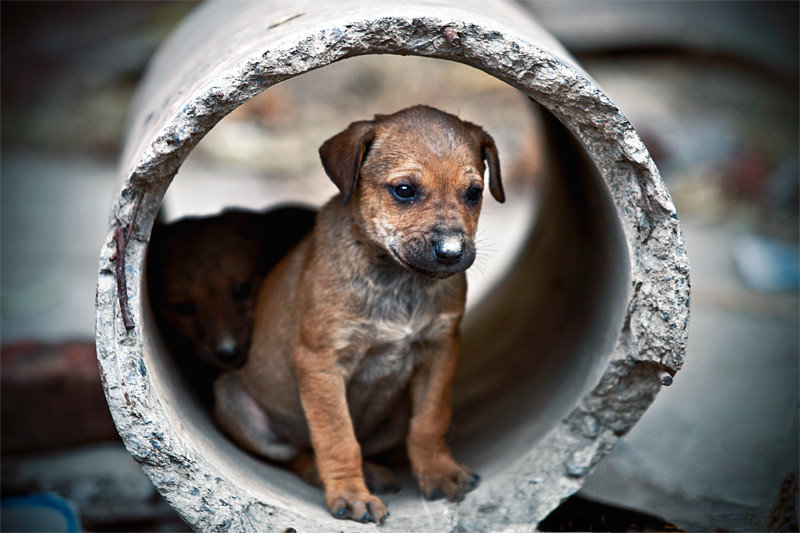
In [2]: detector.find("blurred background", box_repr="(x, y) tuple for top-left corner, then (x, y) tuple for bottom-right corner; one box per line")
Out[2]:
(1, 1), (797, 531)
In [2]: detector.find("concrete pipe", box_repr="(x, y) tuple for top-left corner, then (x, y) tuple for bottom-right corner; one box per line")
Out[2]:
(95, 1), (690, 531)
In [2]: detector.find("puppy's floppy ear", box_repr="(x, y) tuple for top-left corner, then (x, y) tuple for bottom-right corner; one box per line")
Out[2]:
(479, 131), (504, 203)
(319, 120), (376, 205)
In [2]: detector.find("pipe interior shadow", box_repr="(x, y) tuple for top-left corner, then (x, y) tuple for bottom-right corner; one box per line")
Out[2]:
(453, 104), (630, 470)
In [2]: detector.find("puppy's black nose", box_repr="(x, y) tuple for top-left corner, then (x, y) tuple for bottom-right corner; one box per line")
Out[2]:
(215, 342), (244, 366)
(432, 235), (465, 265)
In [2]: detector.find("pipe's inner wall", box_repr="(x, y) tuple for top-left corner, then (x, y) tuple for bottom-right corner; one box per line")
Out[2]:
(142, 55), (630, 520)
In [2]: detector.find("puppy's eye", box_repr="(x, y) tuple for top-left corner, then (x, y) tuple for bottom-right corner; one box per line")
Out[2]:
(465, 185), (483, 204)
(174, 302), (197, 316)
(232, 282), (251, 300)
(391, 183), (416, 201)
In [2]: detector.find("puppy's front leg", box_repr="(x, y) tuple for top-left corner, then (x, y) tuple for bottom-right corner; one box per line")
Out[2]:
(293, 346), (388, 524)
(408, 335), (478, 501)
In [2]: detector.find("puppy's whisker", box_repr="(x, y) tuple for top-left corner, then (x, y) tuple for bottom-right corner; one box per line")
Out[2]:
(474, 246), (498, 263)
(475, 243), (498, 256)
(467, 256), (490, 279)
(474, 251), (494, 268)
(474, 232), (498, 250)
(466, 267), (487, 284)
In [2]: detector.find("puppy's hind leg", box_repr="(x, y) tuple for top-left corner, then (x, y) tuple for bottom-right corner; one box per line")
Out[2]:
(213, 373), (298, 462)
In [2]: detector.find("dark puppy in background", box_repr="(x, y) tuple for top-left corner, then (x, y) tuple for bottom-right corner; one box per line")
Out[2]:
(147, 207), (315, 400)
(214, 105), (504, 524)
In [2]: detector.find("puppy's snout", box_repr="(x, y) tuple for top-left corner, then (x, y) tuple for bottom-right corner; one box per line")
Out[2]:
(432, 234), (465, 265)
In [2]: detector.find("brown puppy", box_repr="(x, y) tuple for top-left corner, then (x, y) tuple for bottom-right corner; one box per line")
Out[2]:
(148, 207), (315, 392)
(214, 106), (504, 524)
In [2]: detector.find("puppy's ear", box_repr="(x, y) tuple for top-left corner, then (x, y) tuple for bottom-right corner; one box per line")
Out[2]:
(480, 131), (504, 203)
(319, 120), (376, 204)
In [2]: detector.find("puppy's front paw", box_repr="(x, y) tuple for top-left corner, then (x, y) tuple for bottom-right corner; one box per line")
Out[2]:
(415, 460), (479, 502)
(326, 482), (388, 524)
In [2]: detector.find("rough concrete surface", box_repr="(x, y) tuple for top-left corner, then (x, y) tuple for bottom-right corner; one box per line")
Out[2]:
(95, 1), (688, 531)
(581, 221), (799, 532)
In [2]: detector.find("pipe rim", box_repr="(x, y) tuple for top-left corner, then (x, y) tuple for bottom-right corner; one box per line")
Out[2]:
(96, 6), (689, 531)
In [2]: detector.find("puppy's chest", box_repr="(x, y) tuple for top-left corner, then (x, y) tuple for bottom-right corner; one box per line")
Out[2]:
(343, 306), (455, 386)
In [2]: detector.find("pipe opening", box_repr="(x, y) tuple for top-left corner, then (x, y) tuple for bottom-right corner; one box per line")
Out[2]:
(141, 55), (629, 522)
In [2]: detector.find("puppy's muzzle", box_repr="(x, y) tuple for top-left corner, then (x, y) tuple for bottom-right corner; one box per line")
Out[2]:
(394, 230), (476, 277)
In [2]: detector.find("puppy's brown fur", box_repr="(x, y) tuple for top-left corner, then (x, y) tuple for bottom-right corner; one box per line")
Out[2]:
(215, 106), (503, 524)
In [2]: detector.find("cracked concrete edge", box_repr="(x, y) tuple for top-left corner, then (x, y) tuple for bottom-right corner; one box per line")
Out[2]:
(96, 2), (690, 530)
